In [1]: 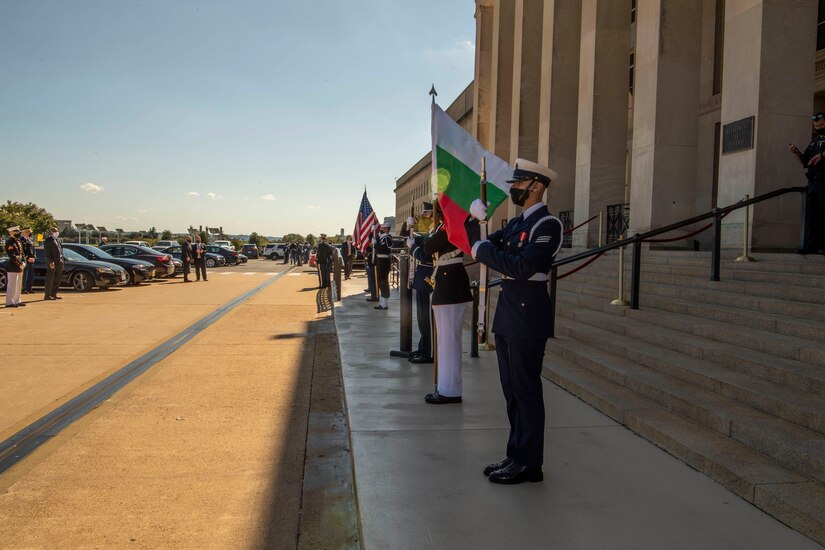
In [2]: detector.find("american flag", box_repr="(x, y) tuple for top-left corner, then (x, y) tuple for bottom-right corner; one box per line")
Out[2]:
(353, 190), (378, 252)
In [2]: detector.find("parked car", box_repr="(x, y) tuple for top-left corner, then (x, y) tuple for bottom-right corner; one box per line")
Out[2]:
(352, 248), (366, 270)
(0, 247), (128, 292)
(205, 245), (242, 265)
(262, 243), (286, 260)
(158, 246), (227, 268)
(100, 244), (176, 277)
(64, 243), (156, 285)
(213, 240), (233, 250)
(241, 244), (259, 259)
(124, 240), (150, 247)
(153, 240), (178, 249)
(237, 253), (248, 264)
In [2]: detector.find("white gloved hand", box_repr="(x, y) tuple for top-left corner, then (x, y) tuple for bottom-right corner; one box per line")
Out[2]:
(470, 198), (488, 221)
(406, 216), (415, 226)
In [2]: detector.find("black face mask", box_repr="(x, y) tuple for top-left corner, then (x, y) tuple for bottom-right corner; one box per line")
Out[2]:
(13, 232), (21, 238)
(817, 127), (825, 135)
(509, 182), (534, 207)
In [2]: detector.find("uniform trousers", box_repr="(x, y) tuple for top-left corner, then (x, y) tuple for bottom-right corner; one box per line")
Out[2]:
(433, 302), (466, 397)
(366, 264), (376, 296)
(344, 256), (353, 279)
(803, 180), (825, 251)
(23, 262), (34, 292)
(319, 260), (331, 288)
(414, 288), (432, 358)
(494, 334), (547, 469)
(376, 259), (390, 298)
(5, 271), (22, 306)
(45, 263), (63, 298)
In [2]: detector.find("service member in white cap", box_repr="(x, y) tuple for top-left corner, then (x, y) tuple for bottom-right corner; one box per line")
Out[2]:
(5, 226), (26, 308)
(464, 158), (563, 484)
(373, 222), (393, 310)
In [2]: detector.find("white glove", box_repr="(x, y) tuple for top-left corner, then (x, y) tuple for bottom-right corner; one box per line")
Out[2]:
(406, 216), (415, 226)
(470, 198), (488, 221)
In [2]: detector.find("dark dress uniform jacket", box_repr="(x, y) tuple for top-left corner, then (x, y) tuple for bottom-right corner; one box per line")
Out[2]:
(410, 234), (434, 293)
(5, 237), (24, 273)
(475, 205), (563, 339)
(423, 225), (472, 306)
(21, 235), (35, 260)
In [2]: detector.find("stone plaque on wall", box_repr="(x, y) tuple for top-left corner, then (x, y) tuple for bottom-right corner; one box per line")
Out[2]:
(722, 116), (755, 154)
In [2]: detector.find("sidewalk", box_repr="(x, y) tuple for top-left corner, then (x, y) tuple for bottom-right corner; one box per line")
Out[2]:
(335, 273), (823, 550)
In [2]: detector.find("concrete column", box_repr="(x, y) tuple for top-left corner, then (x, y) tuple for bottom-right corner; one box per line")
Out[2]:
(718, 0), (816, 250)
(473, 0), (495, 150)
(510, 0), (544, 164)
(488, 0), (517, 229)
(629, 0), (702, 242)
(574, 0), (632, 248)
(538, 0), (582, 217)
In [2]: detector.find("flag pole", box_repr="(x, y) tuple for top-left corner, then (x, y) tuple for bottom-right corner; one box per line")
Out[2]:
(430, 83), (439, 393)
(477, 157), (489, 347)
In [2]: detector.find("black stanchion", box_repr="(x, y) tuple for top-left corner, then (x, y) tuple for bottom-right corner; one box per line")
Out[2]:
(549, 267), (557, 339)
(470, 283), (479, 358)
(711, 211), (722, 282)
(630, 236), (642, 310)
(390, 254), (413, 358)
(333, 255), (342, 301)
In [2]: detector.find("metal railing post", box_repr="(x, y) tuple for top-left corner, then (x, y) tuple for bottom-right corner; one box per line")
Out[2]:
(800, 188), (809, 251)
(598, 211), (604, 247)
(630, 236), (642, 310)
(390, 255), (413, 357)
(735, 194), (755, 263)
(712, 210), (722, 281)
(470, 284), (479, 357)
(549, 267), (558, 338)
(611, 238), (630, 306)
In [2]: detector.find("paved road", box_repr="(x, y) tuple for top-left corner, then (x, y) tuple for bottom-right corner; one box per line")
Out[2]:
(0, 261), (356, 548)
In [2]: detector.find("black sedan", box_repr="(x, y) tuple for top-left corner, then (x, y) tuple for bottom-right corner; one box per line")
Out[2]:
(158, 246), (227, 269)
(64, 244), (156, 285)
(0, 248), (129, 292)
(100, 244), (176, 277)
(205, 245), (242, 265)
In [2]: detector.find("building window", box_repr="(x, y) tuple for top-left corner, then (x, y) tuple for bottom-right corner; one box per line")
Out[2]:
(818, 0), (825, 50)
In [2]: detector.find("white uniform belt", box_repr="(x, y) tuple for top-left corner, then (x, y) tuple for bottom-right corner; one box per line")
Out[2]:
(502, 273), (548, 282)
(376, 254), (390, 258)
(435, 257), (463, 267)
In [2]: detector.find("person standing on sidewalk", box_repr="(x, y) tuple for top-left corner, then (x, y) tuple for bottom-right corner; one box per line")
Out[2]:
(43, 226), (64, 301)
(181, 235), (194, 283)
(373, 222), (393, 310)
(5, 226), (25, 308)
(20, 226), (36, 294)
(423, 203), (472, 402)
(316, 234), (333, 288)
(408, 202), (435, 364)
(193, 235), (208, 281)
(341, 235), (355, 280)
(464, 158), (562, 485)
(789, 111), (825, 254)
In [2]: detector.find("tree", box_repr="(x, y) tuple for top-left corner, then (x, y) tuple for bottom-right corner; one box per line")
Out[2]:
(231, 239), (244, 251)
(305, 234), (316, 247)
(199, 230), (210, 244)
(0, 200), (57, 234)
(161, 229), (172, 240)
(148, 226), (159, 239)
(282, 233), (303, 243)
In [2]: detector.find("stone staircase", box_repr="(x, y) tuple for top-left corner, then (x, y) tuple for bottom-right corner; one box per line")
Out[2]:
(543, 249), (825, 547)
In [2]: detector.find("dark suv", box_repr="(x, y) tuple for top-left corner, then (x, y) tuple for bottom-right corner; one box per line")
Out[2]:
(241, 244), (259, 259)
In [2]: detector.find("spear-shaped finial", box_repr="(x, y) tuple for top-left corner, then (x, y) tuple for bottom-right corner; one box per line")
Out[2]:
(429, 84), (437, 104)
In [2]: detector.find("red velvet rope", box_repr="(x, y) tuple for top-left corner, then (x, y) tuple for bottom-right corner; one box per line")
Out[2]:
(558, 250), (606, 280)
(644, 211), (730, 243)
(564, 214), (599, 235)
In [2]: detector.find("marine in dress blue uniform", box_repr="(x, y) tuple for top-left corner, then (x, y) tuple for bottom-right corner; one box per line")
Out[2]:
(464, 158), (563, 484)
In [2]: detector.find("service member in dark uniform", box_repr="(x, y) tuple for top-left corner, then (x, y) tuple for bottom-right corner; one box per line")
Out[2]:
(789, 111), (825, 254)
(181, 236), (194, 282)
(373, 222), (393, 310)
(364, 238), (377, 301)
(43, 226), (64, 301)
(423, 203), (472, 403)
(20, 226), (36, 294)
(5, 226), (25, 307)
(464, 158), (563, 484)
(407, 202), (435, 364)
(316, 234), (333, 288)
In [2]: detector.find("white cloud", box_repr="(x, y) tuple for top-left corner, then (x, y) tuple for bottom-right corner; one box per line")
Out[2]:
(207, 192), (220, 200)
(306, 205), (322, 211)
(79, 182), (103, 193)
(424, 39), (475, 64)
(186, 191), (200, 197)
(261, 194), (277, 201)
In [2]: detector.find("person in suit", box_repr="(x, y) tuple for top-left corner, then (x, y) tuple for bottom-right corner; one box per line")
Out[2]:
(43, 226), (64, 301)
(464, 158), (563, 485)
(20, 226), (36, 294)
(192, 235), (208, 281)
(408, 202), (435, 364)
(373, 222), (393, 310)
(181, 236), (194, 282)
(5, 226), (26, 307)
(316, 234), (333, 288)
(341, 235), (356, 280)
(422, 205), (472, 402)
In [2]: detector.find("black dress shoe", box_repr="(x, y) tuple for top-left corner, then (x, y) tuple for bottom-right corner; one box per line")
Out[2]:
(483, 457), (514, 476)
(6, 304), (18, 308)
(53, 296), (62, 299)
(410, 355), (434, 364)
(17, 303), (26, 307)
(424, 393), (462, 404)
(374, 305), (388, 310)
(45, 296), (56, 301)
(366, 298), (379, 302)
(488, 462), (543, 484)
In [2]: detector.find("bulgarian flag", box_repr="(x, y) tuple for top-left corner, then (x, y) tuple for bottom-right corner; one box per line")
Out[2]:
(431, 103), (513, 253)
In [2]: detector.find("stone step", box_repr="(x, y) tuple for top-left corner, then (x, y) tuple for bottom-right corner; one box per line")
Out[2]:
(548, 334), (825, 484)
(541, 355), (825, 547)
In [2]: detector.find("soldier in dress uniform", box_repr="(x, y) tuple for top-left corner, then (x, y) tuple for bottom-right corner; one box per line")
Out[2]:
(5, 226), (26, 308)
(373, 222), (393, 310)
(407, 202), (434, 364)
(423, 202), (473, 403)
(363, 238), (377, 301)
(20, 226), (36, 294)
(464, 158), (563, 484)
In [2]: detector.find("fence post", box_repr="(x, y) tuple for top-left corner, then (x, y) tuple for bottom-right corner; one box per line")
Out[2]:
(549, 267), (558, 338)
(390, 255), (413, 358)
(630, 236), (642, 310)
(711, 210), (722, 281)
(470, 283), (479, 358)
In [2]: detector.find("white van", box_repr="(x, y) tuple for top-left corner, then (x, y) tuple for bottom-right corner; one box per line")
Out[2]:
(213, 240), (233, 250)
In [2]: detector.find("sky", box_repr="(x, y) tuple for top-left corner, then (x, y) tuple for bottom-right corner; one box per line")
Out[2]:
(0, 0), (475, 237)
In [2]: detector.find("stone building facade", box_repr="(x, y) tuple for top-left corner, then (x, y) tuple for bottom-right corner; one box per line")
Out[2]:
(396, 0), (824, 251)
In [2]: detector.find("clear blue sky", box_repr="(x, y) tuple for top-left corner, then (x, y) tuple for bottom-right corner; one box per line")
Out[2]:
(0, 1), (475, 237)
